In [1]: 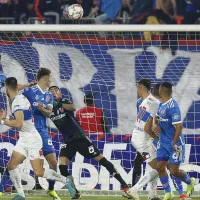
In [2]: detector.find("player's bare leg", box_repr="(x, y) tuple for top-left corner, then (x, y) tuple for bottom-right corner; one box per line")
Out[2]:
(59, 157), (80, 199)
(94, 154), (132, 198)
(45, 153), (61, 200)
(7, 151), (26, 200)
(167, 163), (195, 198)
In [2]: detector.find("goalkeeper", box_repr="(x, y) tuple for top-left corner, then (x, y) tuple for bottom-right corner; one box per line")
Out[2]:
(49, 86), (132, 199)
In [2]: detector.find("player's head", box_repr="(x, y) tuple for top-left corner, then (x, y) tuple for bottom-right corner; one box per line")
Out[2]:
(137, 79), (151, 97)
(4, 77), (18, 98)
(84, 94), (94, 106)
(152, 83), (161, 100)
(37, 68), (52, 88)
(49, 86), (61, 101)
(159, 82), (173, 98)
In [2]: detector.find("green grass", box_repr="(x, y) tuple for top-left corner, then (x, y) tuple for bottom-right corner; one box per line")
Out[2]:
(1, 195), (200, 200)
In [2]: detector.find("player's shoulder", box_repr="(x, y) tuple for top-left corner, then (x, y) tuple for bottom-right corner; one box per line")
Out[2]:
(137, 97), (142, 103)
(167, 98), (179, 109)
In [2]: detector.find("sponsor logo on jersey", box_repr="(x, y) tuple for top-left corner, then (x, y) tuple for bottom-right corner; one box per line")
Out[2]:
(173, 113), (180, 121)
(46, 95), (50, 103)
(161, 109), (166, 116)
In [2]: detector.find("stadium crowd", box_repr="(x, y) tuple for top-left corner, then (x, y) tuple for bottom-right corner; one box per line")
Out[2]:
(0, 0), (200, 26)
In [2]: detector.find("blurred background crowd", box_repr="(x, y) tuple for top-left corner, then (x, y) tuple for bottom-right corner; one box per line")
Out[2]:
(0, 0), (200, 26)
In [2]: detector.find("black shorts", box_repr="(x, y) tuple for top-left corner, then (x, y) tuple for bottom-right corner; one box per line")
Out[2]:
(59, 136), (101, 160)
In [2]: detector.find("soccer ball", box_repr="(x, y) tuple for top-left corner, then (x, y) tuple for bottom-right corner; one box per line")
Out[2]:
(67, 4), (84, 20)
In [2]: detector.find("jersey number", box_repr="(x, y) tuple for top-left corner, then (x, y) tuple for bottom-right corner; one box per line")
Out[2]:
(137, 106), (146, 123)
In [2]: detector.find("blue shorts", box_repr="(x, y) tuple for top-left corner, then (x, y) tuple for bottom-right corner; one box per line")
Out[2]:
(156, 141), (185, 165)
(38, 130), (55, 157)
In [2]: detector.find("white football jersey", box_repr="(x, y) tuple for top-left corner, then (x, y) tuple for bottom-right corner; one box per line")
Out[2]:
(11, 94), (40, 137)
(133, 93), (160, 140)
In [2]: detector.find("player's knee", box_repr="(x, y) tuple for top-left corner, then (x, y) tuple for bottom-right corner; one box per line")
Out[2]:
(169, 168), (178, 176)
(48, 160), (57, 169)
(7, 161), (17, 170)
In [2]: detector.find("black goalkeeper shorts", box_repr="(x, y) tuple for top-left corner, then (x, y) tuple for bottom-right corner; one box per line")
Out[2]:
(59, 136), (101, 160)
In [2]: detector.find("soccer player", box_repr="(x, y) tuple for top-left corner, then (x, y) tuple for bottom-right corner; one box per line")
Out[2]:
(129, 81), (192, 200)
(49, 85), (132, 199)
(0, 77), (75, 200)
(155, 82), (195, 200)
(76, 93), (108, 134)
(20, 68), (72, 199)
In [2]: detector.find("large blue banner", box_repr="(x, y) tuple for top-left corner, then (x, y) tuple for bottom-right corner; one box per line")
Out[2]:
(0, 35), (200, 191)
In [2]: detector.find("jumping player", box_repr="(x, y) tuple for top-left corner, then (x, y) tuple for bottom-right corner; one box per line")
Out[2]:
(0, 77), (74, 200)
(21, 68), (74, 199)
(49, 85), (132, 199)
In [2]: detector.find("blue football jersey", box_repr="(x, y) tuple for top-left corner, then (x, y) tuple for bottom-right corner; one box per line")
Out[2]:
(157, 98), (184, 144)
(22, 85), (53, 135)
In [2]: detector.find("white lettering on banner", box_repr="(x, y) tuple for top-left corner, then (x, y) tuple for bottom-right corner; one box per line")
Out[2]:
(32, 43), (97, 129)
(108, 49), (143, 134)
(0, 53), (29, 133)
(146, 47), (200, 121)
(0, 142), (200, 191)
(32, 43), (97, 108)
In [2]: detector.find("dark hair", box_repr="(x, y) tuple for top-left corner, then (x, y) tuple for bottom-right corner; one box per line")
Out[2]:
(37, 68), (51, 81)
(138, 79), (151, 91)
(161, 82), (173, 95)
(152, 83), (161, 97)
(49, 85), (60, 91)
(5, 77), (18, 90)
(84, 93), (94, 105)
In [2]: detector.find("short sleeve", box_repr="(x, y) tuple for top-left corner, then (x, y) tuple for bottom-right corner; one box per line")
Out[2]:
(149, 101), (159, 118)
(169, 107), (182, 125)
(22, 87), (33, 102)
(12, 98), (23, 114)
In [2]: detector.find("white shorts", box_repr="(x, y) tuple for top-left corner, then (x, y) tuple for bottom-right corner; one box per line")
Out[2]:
(131, 131), (157, 163)
(13, 134), (43, 161)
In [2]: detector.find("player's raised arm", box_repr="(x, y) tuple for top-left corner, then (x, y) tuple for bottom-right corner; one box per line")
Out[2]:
(17, 81), (37, 90)
(1, 110), (24, 130)
(37, 102), (53, 118)
(49, 86), (76, 111)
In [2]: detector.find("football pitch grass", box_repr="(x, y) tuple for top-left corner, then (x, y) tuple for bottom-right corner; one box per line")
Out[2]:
(1, 195), (200, 200)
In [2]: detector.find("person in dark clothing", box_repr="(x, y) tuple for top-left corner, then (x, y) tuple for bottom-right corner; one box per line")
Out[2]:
(49, 85), (132, 199)
(34, 0), (61, 21)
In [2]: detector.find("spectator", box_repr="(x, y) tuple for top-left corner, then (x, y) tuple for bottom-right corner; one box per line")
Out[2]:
(0, 0), (12, 18)
(34, 0), (61, 22)
(76, 94), (108, 134)
(87, 0), (122, 24)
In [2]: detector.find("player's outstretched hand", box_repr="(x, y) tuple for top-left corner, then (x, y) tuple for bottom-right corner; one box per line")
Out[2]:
(28, 81), (37, 87)
(173, 144), (182, 152)
(152, 124), (161, 135)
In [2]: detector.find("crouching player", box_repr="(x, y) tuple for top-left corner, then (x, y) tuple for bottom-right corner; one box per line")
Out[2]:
(49, 86), (132, 199)
(0, 77), (76, 200)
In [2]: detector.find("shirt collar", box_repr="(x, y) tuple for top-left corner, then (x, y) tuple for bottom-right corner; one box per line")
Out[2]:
(162, 98), (173, 105)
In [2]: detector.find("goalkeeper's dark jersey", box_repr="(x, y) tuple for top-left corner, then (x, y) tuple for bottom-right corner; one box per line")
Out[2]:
(50, 98), (85, 143)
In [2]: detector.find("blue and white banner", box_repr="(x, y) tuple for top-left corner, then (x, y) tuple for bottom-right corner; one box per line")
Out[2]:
(0, 35), (200, 191)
